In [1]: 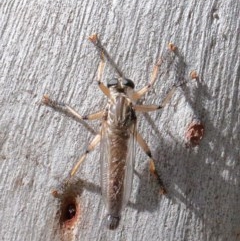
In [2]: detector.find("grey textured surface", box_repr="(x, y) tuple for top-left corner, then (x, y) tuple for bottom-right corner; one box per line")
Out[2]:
(0, 1), (239, 241)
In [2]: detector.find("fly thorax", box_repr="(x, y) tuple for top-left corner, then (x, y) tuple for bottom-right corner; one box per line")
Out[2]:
(108, 95), (136, 128)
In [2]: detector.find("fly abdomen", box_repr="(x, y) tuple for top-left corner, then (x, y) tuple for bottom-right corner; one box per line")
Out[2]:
(100, 126), (135, 229)
(105, 134), (128, 214)
(100, 91), (136, 229)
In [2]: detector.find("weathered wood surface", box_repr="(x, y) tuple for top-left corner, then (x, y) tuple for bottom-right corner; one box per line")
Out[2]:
(0, 1), (239, 241)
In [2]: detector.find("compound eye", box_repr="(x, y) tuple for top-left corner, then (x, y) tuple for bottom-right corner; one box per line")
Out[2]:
(107, 78), (118, 88)
(122, 78), (135, 89)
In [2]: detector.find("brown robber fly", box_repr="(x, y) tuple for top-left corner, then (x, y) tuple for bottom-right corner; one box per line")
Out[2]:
(42, 34), (178, 230)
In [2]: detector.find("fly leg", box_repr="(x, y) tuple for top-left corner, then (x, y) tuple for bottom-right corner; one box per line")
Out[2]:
(42, 37), (110, 115)
(135, 131), (167, 194)
(42, 41), (109, 124)
(95, 51), (110, 98)
(69, 133), (101, 178)
(133, 85), (177, 112)
(42, 95), (104, 135)
(42, 95), (104, 121)
(42, 96), (103, 181)
(132, 42), (179, 101)
(133, 84), (178, 194)
(89, 34), (125, 78)
(132, 58), (163, 101)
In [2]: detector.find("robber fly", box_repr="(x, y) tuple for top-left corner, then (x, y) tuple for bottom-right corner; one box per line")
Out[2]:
(43, 34), (177, 230)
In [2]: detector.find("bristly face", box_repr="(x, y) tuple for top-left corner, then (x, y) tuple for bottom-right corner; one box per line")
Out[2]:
(107, 78), (135, 93)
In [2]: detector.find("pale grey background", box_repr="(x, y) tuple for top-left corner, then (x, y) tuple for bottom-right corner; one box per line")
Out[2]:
(0, 0), (239, 241)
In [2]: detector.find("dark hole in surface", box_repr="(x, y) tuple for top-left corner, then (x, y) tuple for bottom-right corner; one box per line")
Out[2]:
(59, 194), (80, 229)
(65, 203), (76, 220)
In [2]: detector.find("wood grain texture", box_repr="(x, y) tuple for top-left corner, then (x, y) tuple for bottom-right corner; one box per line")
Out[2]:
(0, 0), (239, 240)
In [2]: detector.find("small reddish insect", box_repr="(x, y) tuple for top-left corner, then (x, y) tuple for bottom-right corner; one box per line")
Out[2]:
(185, 119), (204, 147)
(43, 34), (179, 230)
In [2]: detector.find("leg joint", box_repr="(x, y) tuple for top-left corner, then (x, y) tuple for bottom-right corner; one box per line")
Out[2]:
(146, 150), (152, 158)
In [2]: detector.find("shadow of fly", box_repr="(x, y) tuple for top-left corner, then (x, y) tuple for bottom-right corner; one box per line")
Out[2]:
(42, 34), (178, 230)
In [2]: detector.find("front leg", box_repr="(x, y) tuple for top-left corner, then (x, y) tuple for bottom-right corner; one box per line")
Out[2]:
(132, 58), (163, 101)
(89, 34), (125, 78)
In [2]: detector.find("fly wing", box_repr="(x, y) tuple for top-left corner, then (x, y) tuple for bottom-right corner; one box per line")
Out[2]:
(100, 122), (136, 216)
